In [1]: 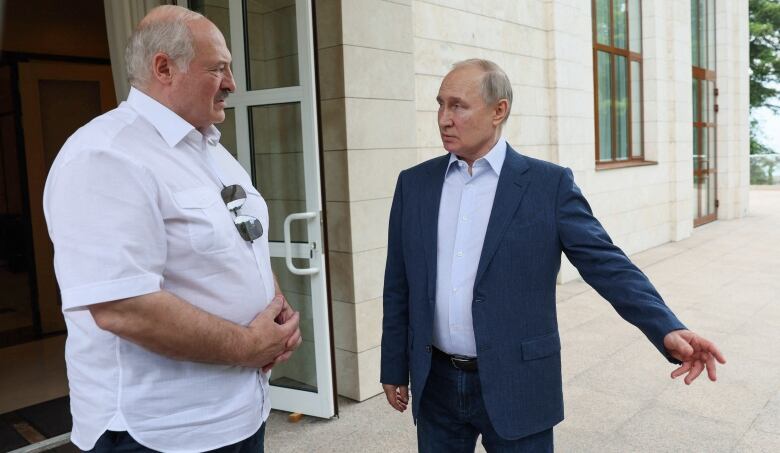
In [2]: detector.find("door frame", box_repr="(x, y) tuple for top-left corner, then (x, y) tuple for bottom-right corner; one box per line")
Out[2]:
(17, 60), (116, 333)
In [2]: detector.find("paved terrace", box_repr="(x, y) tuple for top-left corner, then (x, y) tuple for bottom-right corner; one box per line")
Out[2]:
(265, 188), (780, 453)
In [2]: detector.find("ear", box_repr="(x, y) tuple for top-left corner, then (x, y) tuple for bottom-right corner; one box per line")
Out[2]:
(492, 99), (509, 127)
(151, 52), (175, 86)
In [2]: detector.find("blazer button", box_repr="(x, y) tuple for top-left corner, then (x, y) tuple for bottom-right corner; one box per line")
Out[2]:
(474, 298), (483, 304)
(425, 345), (432, 353)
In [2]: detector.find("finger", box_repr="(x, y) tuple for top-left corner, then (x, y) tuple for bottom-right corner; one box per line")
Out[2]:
(705, 354), (718, 381)
(275, 350), (293, 364)
(278, 300), (294, 323)
(671, 336), (694, 359)
(383, 386), (400, 410)
(671, 362), (691, 379)
(285, 328), (302, 349)
(705, 342), (727, 364)
(685, 360), (704, 385)
(398, 385), (409, 404)
(262, 297), (285, 319)
(277, 311), (300, 337)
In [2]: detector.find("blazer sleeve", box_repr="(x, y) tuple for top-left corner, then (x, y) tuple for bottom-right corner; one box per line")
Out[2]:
(556, 168), (686, 363)
(380, 173), (410, 385)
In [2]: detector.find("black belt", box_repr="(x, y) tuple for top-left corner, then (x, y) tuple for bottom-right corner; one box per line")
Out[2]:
(433, 346), (478, 372)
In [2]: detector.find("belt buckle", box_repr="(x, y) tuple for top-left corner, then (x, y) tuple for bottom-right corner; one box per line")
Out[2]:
(450, 355), (473, 371)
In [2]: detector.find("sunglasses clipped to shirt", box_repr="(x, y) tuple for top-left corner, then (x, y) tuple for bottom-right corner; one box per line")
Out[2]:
(220, 184), (264, 242)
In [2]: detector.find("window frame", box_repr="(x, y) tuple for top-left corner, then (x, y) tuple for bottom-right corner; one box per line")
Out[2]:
(592, 0), (648, 168)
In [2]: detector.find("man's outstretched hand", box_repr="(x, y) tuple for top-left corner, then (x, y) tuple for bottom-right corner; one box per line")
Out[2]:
(664, 329), (726, 385)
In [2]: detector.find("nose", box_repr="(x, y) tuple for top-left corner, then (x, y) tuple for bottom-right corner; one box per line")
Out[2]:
(438, 107), (452, 129)
(223, 65), (236, 93)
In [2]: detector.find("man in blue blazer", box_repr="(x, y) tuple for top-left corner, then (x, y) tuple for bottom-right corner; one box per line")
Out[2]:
(380, 59), (726, 452)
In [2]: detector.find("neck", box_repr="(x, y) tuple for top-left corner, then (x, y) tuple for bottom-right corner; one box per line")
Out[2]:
(458, 135), (501, 169)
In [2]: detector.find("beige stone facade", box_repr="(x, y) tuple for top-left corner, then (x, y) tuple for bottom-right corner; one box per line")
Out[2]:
(315, 0), (749, 401)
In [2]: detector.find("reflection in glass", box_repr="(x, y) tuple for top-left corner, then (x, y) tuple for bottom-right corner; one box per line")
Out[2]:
(630, 61), (642, 157)
(616, 56), (628, 160)
(690, 0), (699, 67)
(692, 127), (700, 218)
(597, 52), (613, 161)
(708, 126), (716, 164)
(692, 79), (699, 123)
(596, 0), (611, 45)
(628, 0), (641, 53)
(245, 0), (300, 91)
(249, 103), (307, 243)
(216, 108), (237, 159)
(269, 257), (317, 393)
(698, 0), (707, 68)
(707, 161), (716, 214)
(707, 0), (716, 71)
(189, 0), (231, 49)
(613, 0), (627, 49)
(699, 172), (708, 220)
(701, 124), (709, 170)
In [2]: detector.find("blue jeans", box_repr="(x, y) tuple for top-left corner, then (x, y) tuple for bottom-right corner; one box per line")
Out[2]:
(417, 352), (553, 453)
(84, 423), (265, 453)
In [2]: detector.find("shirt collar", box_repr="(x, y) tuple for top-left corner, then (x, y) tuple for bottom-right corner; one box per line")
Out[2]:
(446, 136), (507, 176)
(126, 87), (221, 148)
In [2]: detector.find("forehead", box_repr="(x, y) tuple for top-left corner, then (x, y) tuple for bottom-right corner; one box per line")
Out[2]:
(190, 19), (231, 61)
(438, 66), (484, 99)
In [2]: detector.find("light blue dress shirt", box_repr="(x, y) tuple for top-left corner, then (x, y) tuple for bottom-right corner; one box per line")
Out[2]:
(433, 137), (507, 357)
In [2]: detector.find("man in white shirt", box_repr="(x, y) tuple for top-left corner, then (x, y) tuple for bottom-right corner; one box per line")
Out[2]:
(43, 5), (300, 452)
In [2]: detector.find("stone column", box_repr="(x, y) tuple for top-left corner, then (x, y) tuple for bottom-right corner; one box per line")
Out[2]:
(714, 0), (750, 219)
(317, 0), (417, 401)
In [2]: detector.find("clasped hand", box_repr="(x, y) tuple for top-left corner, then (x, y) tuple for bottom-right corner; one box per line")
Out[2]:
(244, 294), (302, 372)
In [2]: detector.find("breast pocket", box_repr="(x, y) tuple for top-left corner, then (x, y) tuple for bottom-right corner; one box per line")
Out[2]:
(173, 187), (236, 254)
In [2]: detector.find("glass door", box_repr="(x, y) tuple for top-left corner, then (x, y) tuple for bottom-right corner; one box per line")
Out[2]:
(183, 0), (335, 418)
(691, 0), (717, 226)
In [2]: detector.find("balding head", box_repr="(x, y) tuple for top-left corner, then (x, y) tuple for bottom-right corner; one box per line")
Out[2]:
(125, 5), (204, 89)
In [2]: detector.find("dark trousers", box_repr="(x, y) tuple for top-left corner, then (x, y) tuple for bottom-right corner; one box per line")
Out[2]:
(417, 352), (553, 453)
(84, 423), (265, 453)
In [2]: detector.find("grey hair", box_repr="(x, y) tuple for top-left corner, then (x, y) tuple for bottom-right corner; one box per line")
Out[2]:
(452, 59), (513, 124)
(125, 5), (204, 88)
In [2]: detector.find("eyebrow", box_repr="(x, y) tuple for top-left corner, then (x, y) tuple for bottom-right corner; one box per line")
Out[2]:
(436, 96), (463, 103)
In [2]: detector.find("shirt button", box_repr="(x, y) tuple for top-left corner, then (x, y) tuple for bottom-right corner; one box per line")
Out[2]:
(462, 216), (469, 221)
(425, 345), (432, 353)
(453, 288), (458, 293)
(456, 251), (463, 257)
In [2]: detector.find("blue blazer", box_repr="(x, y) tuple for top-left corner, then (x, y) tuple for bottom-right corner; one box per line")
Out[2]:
(380, 145), (686, 439)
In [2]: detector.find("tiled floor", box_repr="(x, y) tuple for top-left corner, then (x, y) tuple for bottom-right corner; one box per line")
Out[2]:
(0, 335), (68, 415)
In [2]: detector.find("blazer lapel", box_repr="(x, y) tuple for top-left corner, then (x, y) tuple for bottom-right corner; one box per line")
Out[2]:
(475, 147), (531, 286)
(422, 155), (450, 305)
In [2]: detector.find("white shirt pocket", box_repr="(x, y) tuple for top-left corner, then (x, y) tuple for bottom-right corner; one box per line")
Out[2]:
(173, 187), (236, 254)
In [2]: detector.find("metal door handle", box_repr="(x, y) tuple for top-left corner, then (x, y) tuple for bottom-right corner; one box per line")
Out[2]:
(283, 212), (319, 275)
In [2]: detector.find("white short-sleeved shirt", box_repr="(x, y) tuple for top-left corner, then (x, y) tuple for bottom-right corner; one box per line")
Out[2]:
(43, 88), (274, 452)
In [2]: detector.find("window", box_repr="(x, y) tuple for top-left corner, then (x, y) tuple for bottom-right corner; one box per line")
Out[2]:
(691, 0), (717, 225)
(592, 0), (644, 166)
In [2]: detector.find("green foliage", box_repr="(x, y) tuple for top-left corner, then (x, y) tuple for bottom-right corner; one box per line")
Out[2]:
(749, 0), (780, 168)
(750, 0), (780, 111)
